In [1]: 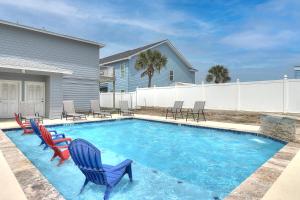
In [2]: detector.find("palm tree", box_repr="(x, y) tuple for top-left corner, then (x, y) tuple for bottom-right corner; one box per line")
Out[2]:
(206, 65), (231, 83)
(135, 50), (167, 87)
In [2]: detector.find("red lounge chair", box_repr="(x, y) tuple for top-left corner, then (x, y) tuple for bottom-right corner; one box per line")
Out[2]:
(40, 125), (72, 166)
(14, 113), (34, 134)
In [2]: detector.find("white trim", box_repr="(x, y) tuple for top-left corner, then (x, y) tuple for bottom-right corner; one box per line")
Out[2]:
(0, 20), (104, 48)
(294, 66), (300, 71)
(0, 64), (72, 74)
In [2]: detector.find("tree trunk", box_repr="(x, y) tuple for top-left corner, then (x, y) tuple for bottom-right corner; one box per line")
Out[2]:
(148, 75), (152, 87)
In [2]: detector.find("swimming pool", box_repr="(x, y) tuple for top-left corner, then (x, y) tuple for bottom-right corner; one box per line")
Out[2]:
(6, 119), (285, 200)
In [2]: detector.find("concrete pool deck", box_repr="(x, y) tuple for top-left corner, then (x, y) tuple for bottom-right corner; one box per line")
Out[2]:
(0, 114), (299, 200)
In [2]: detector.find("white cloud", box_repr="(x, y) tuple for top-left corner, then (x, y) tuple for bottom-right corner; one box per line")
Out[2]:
(220, 30), (296, 49)
(0, 0), (86, 18)
(0, 0), (213, 37)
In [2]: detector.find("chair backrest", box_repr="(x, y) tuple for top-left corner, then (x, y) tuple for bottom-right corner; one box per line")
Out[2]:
(193, 101), (205, 112)
(174, 101), (184, 109)
(40, 125), (55, 146)
(14, 113), (25, 129)
(20, 102), (35, 116)
(69, 138), (108, 185)
(90, 100), (101, 112)
(119, 101), (129, 111)
(30, 119), (41, 136)
(63, 100), (76, 114)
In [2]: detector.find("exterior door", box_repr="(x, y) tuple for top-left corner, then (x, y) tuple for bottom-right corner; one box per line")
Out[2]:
(25, 81), (45, 116)
(0, 80), (20, 118)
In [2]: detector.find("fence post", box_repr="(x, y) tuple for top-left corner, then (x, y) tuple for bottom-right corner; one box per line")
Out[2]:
(237, 79), (241, 111)
(136, 87), (138, 108)
(201, 81), (206, 101)
(283, 75), (288, 113)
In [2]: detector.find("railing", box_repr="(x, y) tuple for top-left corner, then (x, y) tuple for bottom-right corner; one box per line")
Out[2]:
(100, 66), (114, 78)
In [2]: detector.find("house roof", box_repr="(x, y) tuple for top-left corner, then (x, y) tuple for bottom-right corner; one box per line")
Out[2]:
(100, 40), (197, 71)
(0, 19), (105, 48)
(0, 55), (73, 74)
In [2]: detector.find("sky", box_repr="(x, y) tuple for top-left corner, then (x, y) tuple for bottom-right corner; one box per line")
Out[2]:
(0, 0), (299, 82)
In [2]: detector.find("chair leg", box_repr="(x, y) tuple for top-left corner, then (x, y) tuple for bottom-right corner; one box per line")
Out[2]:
(202, 111), (206, 121)
(197, 113), (200, 122)
(166, 110), (168, 119)
(79, 178), (89, 194)
(57, 158), (65, 166)
(126, 165), (133, 182)
(51, 152), (58, 161)
(104, 186), (112, 200)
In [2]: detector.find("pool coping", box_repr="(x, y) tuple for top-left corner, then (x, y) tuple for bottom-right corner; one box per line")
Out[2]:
(0, 115), (299, 200)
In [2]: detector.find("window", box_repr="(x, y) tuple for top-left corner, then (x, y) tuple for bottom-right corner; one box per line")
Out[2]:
(121, 64), (126, 78)
(121, 90), (125, 93)
(169, 70), (174, 81)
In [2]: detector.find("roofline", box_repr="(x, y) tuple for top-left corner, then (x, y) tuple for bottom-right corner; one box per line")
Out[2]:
(0, 19), (105, 48)
(100, 39), (197, 71)
(100, 57), (129, 66)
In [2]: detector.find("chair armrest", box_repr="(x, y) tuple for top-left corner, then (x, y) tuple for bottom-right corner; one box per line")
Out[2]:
(108, 159), (132, 172)
(52, 133), (66, 139)
(53, 137), (72, 145)
(49, 130), (58, 134)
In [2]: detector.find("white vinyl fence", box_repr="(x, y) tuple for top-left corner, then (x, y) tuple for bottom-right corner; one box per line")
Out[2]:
(100, 77), (300, 113)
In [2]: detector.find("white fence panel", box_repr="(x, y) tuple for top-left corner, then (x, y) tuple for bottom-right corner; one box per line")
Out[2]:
(239, 80), (284, 112)
(287, 80), (300, 113)
(175, 86), (203, 108)
(99, 78), (300, 113)
(100, 92), (136, 108)
(205, 83), (238, 110)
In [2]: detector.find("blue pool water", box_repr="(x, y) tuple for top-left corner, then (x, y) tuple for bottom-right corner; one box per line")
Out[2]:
(6, 119), (284, 200)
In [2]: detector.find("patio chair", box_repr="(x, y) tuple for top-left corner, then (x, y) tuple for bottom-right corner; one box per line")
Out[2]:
(62, 100), (87, 120)
(186, 101), (206, 122)
(40, 125), (72, 166)
(19, 102), (43, 123)
(90, 100), (112, 118)
(119, 101), (134, 116)
(69, 138), (133, 200)
(165, 101), (184, 120)
(30, 119), (66, 149)
(14, 113), (33, 134)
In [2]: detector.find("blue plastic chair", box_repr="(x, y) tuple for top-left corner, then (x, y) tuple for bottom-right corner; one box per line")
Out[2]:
(30, 119), (66, 150)
(68, 139), (133, 200)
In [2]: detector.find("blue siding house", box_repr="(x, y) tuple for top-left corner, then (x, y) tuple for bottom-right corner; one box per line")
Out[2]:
(100, 40), (197, 92)
(295, 67), (300, 79)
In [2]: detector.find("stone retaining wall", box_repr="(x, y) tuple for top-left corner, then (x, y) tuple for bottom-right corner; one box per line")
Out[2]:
(260, 114), (300, 142)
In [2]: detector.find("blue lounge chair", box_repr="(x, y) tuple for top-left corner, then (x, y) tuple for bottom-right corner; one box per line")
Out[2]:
(68, 139), (133, 200)
(30, 119), (66, 150)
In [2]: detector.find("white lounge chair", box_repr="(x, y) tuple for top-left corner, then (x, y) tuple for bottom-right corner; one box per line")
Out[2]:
(90, 100), (112, 118)
(62, 100), (87, 120)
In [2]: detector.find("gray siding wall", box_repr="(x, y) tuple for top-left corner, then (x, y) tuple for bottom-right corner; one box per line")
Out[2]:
(0, 23), (100, 117)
